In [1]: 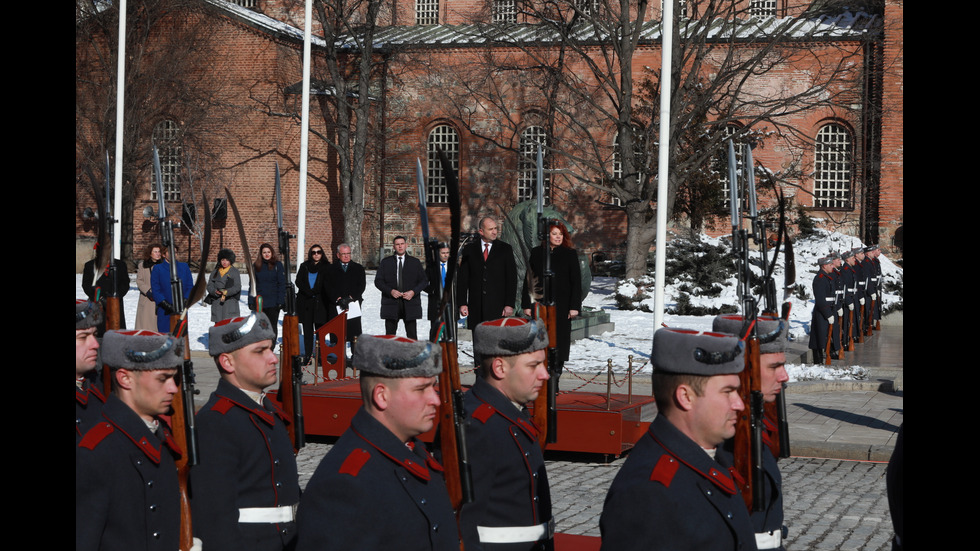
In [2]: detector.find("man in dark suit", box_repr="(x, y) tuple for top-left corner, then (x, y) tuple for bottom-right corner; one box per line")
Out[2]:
(374, 236), (427, 340)
(325, 243), (367, 346)
(457, 217), (517, 329)
(426, 243), (451, 342)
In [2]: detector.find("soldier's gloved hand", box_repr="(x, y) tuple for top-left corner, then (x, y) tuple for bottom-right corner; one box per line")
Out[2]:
(827, 315), (835, 325)
(859, 298), (865, 306)
(837, 308), (844, 317)
(848, 304), (854, 311)
(184, 536), (203, 551)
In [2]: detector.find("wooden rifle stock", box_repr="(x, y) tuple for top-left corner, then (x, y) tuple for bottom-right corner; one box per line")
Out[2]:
(437, 330), (473, 512)
(169, 317), (196, 551)
(531, 303), (559, 447)
(278, 313), (304, 452)
(734, 336), (765, 512)
(824, 319), (834, 365)
(102, 296), (122, 396)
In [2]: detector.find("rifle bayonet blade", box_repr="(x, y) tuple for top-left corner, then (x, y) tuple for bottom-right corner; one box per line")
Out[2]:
(225, 187), (257, 303)
(275, 162), (283, 229)
(536, 144), (544, 213)
(416, 157), (431, 245)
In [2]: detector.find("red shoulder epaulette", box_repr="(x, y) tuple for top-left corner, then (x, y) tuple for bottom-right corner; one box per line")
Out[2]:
(211, 396), (236, 414)
(79, 421), (114, 450)
(649, 454), (679, 487)
(472, 403), (496, 424)
(339, 448), (371, 477)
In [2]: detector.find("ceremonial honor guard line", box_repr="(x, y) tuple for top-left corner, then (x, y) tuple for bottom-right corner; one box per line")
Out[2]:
(271, 313), (658, 458)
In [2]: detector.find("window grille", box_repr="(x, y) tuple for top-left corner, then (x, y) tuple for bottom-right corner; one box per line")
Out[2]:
(426, 125), (459, 204)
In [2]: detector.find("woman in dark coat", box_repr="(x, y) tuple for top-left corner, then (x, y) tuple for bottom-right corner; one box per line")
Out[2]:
(521, 221), (582, 375)
(206, 248), (242, 322)
(248, 243), (287, 343)
(296, 244), (329, 363)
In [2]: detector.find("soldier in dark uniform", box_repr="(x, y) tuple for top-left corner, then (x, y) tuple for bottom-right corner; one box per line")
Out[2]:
(192, 312), (300, 551)
(76, 330), (186, 551)
(713, 315), (791, 551)
(840, 249), (859, 351)
(461, 317), (554, 551)
(867, 245), (883, 330)
(76, 299), (106, 442)
(599, 328), (757, 551)
(296, 335), (460, 551)
(852, 247), (868, 343)
(861, 246), (878, 336)
(829, 251), (844, 358)
(808, 257), (836, 363)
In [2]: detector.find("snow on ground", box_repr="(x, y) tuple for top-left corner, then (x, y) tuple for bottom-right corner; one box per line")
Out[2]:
(78, 230), (895, 385)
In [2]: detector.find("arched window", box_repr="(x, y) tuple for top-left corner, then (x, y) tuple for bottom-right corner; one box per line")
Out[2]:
(426, 125), (459, 204)
(493, 0), (517, 23)
(416, 0), (439, 25)
(518, 126), (549, 204)
(814, 123), (852, 209)
(151, 119), (182, 202)
(749, 1), (777, 17)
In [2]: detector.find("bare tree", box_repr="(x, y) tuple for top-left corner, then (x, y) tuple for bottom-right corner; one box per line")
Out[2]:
(427, 0), (877, 278)
(76, 0), (236, 266)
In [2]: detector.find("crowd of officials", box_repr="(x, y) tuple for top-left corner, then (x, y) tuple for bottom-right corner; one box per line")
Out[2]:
(807, 244), (885, 364)
(77, 219), (895, 551)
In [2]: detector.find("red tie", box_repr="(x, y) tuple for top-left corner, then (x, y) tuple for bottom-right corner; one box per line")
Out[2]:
(483, 243), (489, 261)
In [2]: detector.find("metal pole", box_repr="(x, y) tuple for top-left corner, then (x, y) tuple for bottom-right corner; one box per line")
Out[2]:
(653, 0), (674, 333)
(112, 0), (128, 261)
(296, 0), (313, 273)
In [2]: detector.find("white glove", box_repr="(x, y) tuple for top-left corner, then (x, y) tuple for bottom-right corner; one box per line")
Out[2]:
(837, 308), (844, 317)
(827, 315), (835, 325)
(183, 537), (204, 551)
(848, 304), (854, 311)
(859, 298), (865, 306)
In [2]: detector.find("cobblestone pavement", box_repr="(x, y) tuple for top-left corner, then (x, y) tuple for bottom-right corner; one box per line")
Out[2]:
(295, 443), (895, 551)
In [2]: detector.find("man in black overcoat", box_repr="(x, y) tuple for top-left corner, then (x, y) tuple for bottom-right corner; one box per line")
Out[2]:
(458, 217), (517, 329)
(325, 243), (367, 345)
(375, 236), (427, 340)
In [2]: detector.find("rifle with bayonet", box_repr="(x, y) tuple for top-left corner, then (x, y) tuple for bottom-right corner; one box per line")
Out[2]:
(529, 144), (558, 447)
(417, 152), (474, 515)
(90, 152), (124, 396)
(728, 140), (765, 512)
(273, 163), (305, 452)
(767, 185), (793, 459)
(153, 146), (209, 551)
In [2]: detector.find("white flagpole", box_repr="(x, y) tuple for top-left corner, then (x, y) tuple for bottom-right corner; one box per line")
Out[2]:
(653, 1), (674, 332)
(296, 0), (313, 273)
(112, 0), (128, 260)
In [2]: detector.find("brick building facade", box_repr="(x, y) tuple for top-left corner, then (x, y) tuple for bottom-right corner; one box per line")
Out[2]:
(75, 0), (903, 271)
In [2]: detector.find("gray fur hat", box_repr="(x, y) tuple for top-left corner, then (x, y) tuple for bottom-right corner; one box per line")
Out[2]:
(817, 256), (833, 266)
(218, 248), (236, 263)
(852, 247), (866, 256)
(473, 317), (549, 363)
(842, 249), (855, 260)
(352, 334), (442, 378)
(651, 328), (744, 376)
(76, 299), (103, 330)
(711, 314), (788, 355)
(102, 330), (184, 371)
(208, 311), (276, 356)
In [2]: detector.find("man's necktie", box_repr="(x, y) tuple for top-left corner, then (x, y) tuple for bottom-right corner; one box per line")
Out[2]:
(483, 243), (489, 261)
